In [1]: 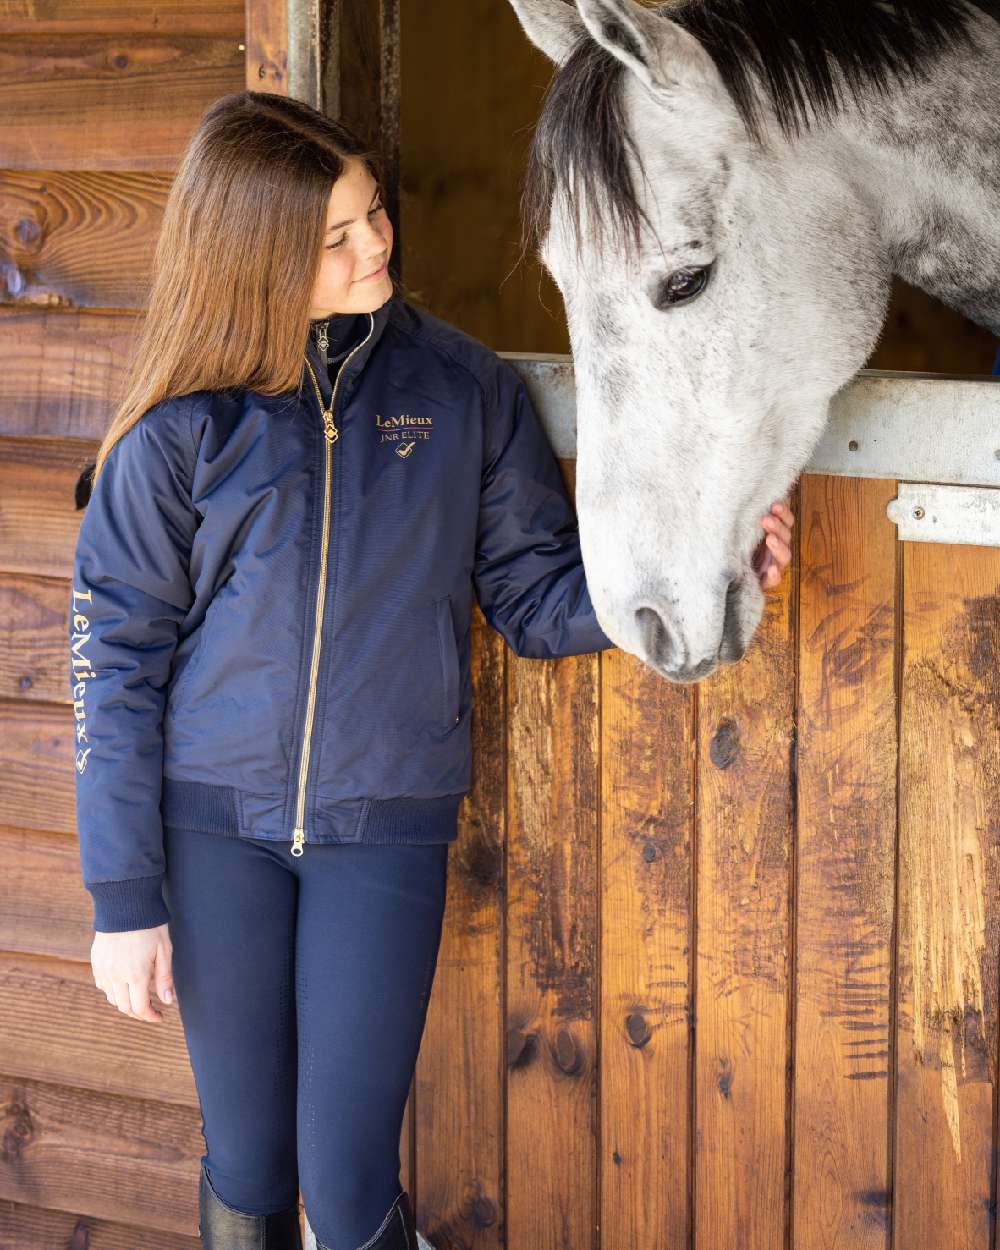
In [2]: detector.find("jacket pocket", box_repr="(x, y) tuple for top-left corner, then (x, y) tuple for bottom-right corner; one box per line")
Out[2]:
(434, 594), (461, 731)
(167, 574), (235, 714)
(167, 625), (209, 712)
(167, 588), (224, 713)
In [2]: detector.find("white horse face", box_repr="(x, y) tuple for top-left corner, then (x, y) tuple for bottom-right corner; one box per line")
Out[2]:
(512, 0), (892, 681)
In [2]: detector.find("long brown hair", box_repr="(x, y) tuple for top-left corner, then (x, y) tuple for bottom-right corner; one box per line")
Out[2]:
(92, 91), (395, 484)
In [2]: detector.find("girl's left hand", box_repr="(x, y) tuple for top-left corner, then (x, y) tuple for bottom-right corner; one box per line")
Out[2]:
(752, 500), (795, 591)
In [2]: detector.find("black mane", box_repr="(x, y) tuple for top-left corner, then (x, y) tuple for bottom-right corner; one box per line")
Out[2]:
(521, 0), (996, 260)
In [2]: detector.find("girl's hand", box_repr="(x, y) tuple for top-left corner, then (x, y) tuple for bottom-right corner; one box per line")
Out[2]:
(752, 500), (795, 591)
(91, 924), (175, 1022)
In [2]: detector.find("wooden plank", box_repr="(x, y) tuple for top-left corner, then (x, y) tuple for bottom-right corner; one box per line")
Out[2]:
(245, 0), (287, 94)
(2, 1201), (200, 1250)
(0, 435), (92, 580)
(0, 826), (92, 958)
(600, 632), (695, 1244)
(895, 542), (1000, 1250)
(0, 308), (140, 438)
(794, 475), (898, 1249)
(0, 1074), (204, 1234)
(0, 35), (244, 171)
(1, 572), (77, 705)
(413, 600), (505, 1246)
(0, 699), (75, 834)
(505, 458), (601, 1250)
(0, 951), (196, 1106)
(332, 0), (382, 145)
(0, 170), (169, 309)
(693, 485), (798, 1250)
(0, 1), (242, 36)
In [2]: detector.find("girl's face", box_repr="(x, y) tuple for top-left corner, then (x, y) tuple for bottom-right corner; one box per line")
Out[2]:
(309, 157), (394, 318)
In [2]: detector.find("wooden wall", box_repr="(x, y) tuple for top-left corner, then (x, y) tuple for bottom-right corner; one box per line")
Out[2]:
(417, 459), (1000, 1250)
(0, 4), (273, 1246)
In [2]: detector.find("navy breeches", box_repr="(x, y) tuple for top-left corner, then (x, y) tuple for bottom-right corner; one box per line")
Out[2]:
(162, 823), (450, 1249)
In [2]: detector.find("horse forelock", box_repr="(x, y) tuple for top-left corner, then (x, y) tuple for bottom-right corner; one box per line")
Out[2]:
(520, 0), (994, 262)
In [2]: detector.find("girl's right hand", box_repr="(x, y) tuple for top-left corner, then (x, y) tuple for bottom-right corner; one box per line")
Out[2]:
(91, 924), (175, 1022)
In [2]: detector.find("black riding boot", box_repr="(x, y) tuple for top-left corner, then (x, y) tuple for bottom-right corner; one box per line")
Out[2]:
(314, 1189), (417, 1250)
(198, 1160), (303, 1249)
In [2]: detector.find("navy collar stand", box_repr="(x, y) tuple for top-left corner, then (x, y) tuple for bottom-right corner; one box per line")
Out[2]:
(302, 292), (396, 411)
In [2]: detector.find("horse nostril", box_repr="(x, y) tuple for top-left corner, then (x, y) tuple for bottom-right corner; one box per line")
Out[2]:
(635, 604), (676, 668)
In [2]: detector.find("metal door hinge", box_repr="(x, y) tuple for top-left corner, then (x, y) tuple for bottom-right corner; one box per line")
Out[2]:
(886, 483), (1000, 547)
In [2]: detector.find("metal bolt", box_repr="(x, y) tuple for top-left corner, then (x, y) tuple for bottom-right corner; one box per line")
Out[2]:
(913, 506), (925, 520)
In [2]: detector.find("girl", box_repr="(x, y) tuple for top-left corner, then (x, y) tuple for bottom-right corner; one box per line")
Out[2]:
(68, 91), (794, 1250)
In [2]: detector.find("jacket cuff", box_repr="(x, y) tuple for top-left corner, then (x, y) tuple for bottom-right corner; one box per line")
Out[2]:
(87, 873), (169, 933)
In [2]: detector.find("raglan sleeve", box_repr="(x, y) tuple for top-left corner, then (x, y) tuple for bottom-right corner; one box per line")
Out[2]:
(68, 399), (199, 934)
(472, 356), (617, 660)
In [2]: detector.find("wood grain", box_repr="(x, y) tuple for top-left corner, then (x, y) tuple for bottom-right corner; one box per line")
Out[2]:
(895, 540), (1000, 1250)
(1, 1202), (200, 1250)
(414, 599), (506, 1247)
(0, 1), (242, 36)
(600, 634), (695, 1247)
(0, 698), (75, 834)
(693, 484), (798, 1250)
(0, 435), (93, 579)
(0, 950), (195, 1104)
(0, 1073), (204, 1235)
(0, 35), (243, 171)
(794, 474), (898, 1249)
(0, 572), (79, 705)
(505, 458), (602, 1250)
(0, 170), (169, 309)
(0, 825), (94, 957)
(244, 0), (286, 93)
(0, 308), (140, 438)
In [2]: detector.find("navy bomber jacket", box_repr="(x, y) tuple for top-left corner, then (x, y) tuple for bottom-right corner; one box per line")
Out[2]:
(68, 293), (616, 933)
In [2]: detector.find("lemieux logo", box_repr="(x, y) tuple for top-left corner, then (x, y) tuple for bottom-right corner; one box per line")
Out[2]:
(70, 585), (96, 775)
(375, 412), (432, 459)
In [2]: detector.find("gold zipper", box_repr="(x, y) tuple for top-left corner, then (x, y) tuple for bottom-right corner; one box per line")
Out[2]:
(291, 313), (375, 856)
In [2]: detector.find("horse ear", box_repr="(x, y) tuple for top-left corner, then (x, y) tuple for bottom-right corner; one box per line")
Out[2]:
(575, 0), (711, 93)
(506, 0), (588, 66)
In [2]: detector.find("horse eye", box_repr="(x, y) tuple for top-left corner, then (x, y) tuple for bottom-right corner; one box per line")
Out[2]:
(652, 263), (712, 309)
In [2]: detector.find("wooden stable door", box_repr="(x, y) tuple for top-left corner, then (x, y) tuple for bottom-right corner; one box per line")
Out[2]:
(413, 417), (1000, 1249)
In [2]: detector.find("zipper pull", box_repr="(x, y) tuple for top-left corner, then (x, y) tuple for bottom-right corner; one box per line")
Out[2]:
(315, 320), (329, 365)
(291, 828), (305, 856)
(303, 357), (339, 441)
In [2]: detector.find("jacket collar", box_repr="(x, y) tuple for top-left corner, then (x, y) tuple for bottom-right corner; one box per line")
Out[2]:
(301, 291), (396, 411)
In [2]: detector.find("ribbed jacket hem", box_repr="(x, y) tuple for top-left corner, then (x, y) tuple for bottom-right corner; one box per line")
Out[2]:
(160, 776), (464, 846)
(87, 873), (169, 934)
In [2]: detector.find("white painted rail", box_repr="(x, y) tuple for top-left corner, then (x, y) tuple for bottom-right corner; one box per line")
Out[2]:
(502, 359), (1000, 547)
(503, 358), (1000, 488)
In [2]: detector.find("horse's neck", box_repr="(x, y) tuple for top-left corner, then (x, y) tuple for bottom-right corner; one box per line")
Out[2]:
(842, 5), (1000, 333)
